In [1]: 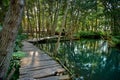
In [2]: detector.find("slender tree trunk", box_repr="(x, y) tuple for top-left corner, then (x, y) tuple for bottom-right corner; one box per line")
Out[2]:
(41, 1), (45, 37)
(52, 1), (59, 35)
(0, 0), (24, 79)
(33, 3), (37, 38)
(54, 0), (69, 56)
(38, 0), (41, 38)
(95, 0), (98, 31)
(26, 5), (31, 38)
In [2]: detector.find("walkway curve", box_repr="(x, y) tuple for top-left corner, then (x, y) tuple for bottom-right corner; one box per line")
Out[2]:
(19, 41), (70, 80)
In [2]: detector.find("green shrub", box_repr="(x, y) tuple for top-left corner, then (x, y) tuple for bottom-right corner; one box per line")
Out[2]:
(13, 51), (26, 60)
(14, 34), (28, 51)
(114, 36), (120, 48)
(8, 51), (26, 80)
(114, 36), (120, 40)
(78, 31), (104, 39)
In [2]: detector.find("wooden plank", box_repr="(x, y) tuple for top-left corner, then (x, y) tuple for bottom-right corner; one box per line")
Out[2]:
(18, 78), (34, 80)
(36, 76), (59, 80)
(20, 65), (63, 74)
(20, 64), (60, 74)
(20, 54), (53, 62)
(20, 63), (59, 70)
(20, 66), (64, 78)
(20, 58), (58, 68)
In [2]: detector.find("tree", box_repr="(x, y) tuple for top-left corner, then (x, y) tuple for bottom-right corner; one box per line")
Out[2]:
(54, 0), (69, 56)
(0, 0), (24, 79)
(101, 0), (120, 35)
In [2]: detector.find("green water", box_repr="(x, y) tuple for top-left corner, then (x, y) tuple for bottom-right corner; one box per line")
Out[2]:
(38, 40), (120, 80)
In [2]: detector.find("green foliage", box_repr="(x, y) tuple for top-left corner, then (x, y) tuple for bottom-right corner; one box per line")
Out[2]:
(114, 36), (120, 40)
(0, 0), (9, 24)
(11, 51), (26, 68)
(101, 0), (120, 34)
(110, 36), (120, 48)
(14, 34), (28, 51)
(78, 31), (104, 39)
(17, 33), (28, 40)
(13, 51), (26, 60)
(8, 51), (26, 80)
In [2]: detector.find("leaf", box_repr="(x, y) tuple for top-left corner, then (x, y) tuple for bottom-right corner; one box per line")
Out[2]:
(13, 51), (26, 59)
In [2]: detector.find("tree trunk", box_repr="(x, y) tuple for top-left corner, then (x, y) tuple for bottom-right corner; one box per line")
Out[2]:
(52, 1), (59, 35)
(54, 0), (69, 56)
(0, 0), (24, 79)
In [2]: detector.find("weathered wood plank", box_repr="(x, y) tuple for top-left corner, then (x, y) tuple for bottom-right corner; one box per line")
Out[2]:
(20, 59), (58, 68)
(20, 64), (60, 74)
(20, 66), (64, 78)
(20, 63), (59, 70)
(18, 78), (34, 80)
(36, 76), (59, 80)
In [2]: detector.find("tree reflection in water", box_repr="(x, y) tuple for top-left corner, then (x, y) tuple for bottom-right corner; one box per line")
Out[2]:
(38, 40), (120, 80)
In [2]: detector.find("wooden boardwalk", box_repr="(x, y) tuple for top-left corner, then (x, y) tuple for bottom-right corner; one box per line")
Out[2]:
(27, 36), (63, 43)
(19, 41), (70, 80)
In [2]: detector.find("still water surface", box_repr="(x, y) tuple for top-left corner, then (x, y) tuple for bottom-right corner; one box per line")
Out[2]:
(38, 39), (120, 80)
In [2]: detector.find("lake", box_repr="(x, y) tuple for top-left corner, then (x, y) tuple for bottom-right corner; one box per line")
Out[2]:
(37, 39), (120, 80)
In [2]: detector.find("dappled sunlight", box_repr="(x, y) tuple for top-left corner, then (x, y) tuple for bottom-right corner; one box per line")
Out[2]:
(21, 51), (40, 68)
(29, 51), (39, 56)
(30, 51), (34, 56)
(21, 58), (32, 67)
(35, 51), (39, 56)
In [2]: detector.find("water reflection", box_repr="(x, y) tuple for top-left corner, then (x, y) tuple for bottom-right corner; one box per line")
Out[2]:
(38, 40), (120, 80)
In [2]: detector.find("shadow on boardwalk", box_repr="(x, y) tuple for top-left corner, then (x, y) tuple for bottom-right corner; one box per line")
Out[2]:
(19, 41), (70, 80)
